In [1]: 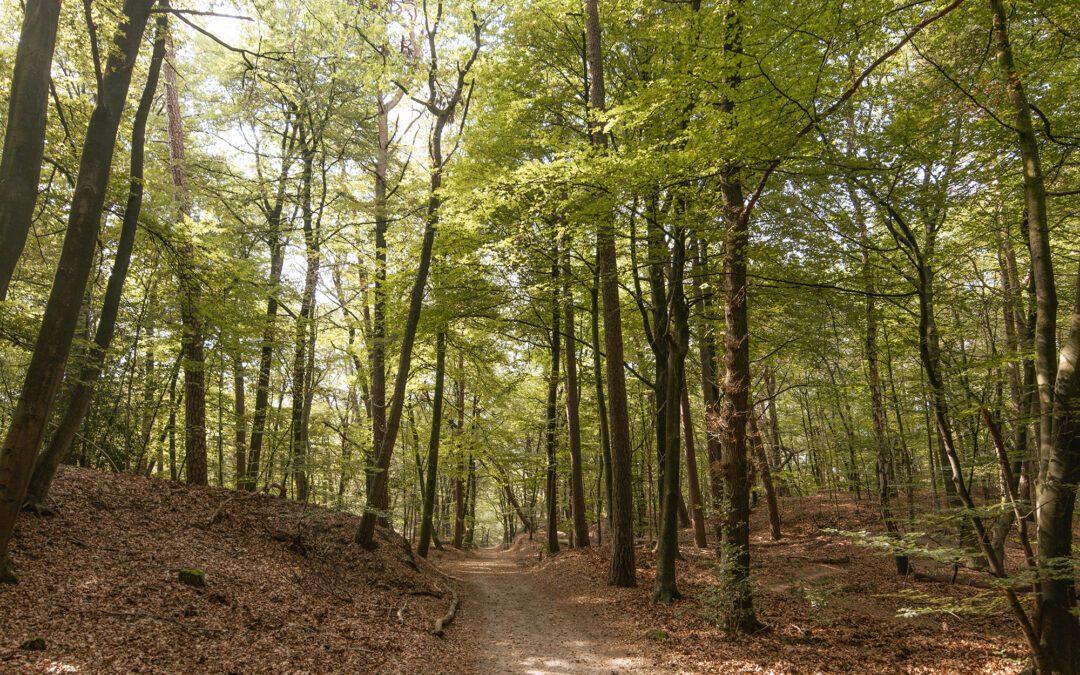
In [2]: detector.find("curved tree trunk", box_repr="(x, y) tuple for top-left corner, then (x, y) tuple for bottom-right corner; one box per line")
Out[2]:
(23, 12), (168, 509)
(0, 0), (155, 581)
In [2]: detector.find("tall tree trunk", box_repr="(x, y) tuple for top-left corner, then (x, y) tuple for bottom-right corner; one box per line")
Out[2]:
(0, 0), (154, 581)
(715, 0), (761, 631)
(0, 0), (63, 299)
(654, 233), (689, 602)
(545, 255), (562, 555)
(233, 356), (247, 488)
(453, 366), (467, 549)
(989, 2), (1080, 669)
(164, 30), (206, 486)
(590, 251), (613, 531)
(23, 12), (167, 510)
(290, 128), (318, 503)
(851, 181), (909, 575)
(245, 128), (293, 492)
(368, 90), (398, 504)
(417, 331), (447, 558)
(748, 410), (781, 541)
(692, 239), (725, 537)
(584, 0), (635, 588)
(679, 369), (708, 547)
(563, 244), (590, 547)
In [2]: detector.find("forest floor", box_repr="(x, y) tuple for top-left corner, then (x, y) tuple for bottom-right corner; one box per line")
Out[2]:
(442, 495), (1032, 674)
(0, 466), (466, 674)
(0, 468), (1036, 673)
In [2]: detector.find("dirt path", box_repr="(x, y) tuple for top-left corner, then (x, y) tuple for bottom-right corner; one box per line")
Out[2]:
(442, 548), (658, 674)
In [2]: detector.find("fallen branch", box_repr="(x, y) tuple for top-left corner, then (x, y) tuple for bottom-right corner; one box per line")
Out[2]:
(432, 585), (460, 637)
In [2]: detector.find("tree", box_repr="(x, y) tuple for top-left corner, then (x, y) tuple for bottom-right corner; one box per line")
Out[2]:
(0, 0), (62, 299)
(0, 0), (156, 581)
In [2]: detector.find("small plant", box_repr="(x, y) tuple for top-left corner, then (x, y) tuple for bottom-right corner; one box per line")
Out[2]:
(693, 545), (760, 630)
(789, 578), (835, 610)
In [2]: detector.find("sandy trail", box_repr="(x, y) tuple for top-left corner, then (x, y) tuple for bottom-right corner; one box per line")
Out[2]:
(442, 548), (658, 674)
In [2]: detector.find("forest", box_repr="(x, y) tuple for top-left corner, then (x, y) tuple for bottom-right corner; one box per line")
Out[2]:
(0, 0), (1078, 672)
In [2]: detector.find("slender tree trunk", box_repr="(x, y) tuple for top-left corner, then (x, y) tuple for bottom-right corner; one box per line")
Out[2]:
(654, 234), (689, 602)
(851, 181), (909, 575)
(562, 244), (590, 547)
(245, 151), (290, 491)
(417, 331), (447, 558)
(453, 368), (467, 549)
(584, 0), (635, 588)
(0, 0), (155, 581)
(0, 0), (63, 300)
(692, 239), (725, 536)
(748, 410), (781, 541)
(680, 369), (708, 547)
(163, 30), (206, 486)
(233, 356), (247, 487)
(290, 129), (318, 503)
(590, 252), (613, 530)
(545, 255), (562, 554)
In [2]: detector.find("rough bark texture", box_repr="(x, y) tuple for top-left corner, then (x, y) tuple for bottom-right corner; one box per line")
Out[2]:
(164, 30), (207, 486)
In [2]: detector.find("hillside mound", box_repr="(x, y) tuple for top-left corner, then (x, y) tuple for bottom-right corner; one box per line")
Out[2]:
(0, 467), (464, 674)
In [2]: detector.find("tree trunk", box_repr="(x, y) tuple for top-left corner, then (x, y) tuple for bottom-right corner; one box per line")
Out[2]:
(163, 30), (206, 486)
(290, 128), (319, 503)
(654, 234), (689, 602)
(988, 1), (1080, 669)
(545, 255), (562, 555)
(23, 12), (167, 509)
(692, 239), (725, 537)
(245, 134), (292, 491)
(850, 179), (908, 575)
(0, 0), (154, 581)
(584, 0), (635, 588)
(562, 245), (590, 547)
(748, 410), (781, 541)
(0, 0), (63, 300)
(417, 331), (447, 558)
(680, 369), (708, 547)
(233, 356), (247, 488)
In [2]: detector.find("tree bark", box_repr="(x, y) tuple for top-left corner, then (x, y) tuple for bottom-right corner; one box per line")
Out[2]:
(417, 331), (447, 558)
(289, 127), (319, 502)
(679, 369), (708, 547)
(23, 11), (167, 509)
(0, 0), (155, 581)
(989, 1), (1080, 669)
(545, 254), (562, 555)
(163, 29), (207, 486)
(355, 15), (480, 546)
(584, 0), (635, 588)
(245, 122), (294, 492)
(562, 245), (590, 547)
(0, 0), (63, 300)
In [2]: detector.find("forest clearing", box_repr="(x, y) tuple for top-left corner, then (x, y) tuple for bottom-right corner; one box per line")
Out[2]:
(0, 0), (1078, 672)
